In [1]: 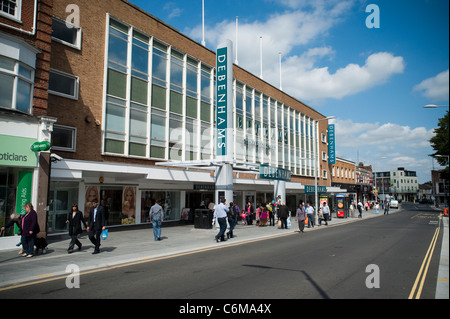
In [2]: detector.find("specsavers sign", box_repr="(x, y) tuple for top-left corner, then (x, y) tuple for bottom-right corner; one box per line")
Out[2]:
(0, 134), (38, 167)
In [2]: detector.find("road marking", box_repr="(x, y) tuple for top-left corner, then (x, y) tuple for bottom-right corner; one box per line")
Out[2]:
(408, 225), (440, 299)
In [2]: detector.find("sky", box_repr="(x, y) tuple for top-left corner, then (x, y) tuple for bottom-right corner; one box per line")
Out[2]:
(129, 0), (449, 183)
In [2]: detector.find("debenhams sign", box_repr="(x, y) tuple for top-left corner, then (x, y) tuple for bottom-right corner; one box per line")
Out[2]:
(216, 40), (233, 161)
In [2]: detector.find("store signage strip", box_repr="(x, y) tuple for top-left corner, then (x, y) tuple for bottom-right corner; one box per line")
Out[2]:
(259, 164), (291, 182)
(328, 124), (336, 164)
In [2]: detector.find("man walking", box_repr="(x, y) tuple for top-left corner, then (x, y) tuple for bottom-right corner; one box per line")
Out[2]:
(320, 202), (330, 226)
(150, 199), (164, 241)
(305, 202), (315, 228)
(87, 199), (106, 254)
(213, 198), (229, 242)
(278, 203), (289, 229)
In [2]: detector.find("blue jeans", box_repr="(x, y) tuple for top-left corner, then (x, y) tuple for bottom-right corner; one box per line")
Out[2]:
(22, 234), (35, 255)
(307, 213), (314, 228)
(152, 217), (162, 240)
(215, 217), (227, 241)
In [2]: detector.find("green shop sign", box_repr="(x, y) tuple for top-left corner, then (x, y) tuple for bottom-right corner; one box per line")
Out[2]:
(259, 165), (292, 182)
(0, 134), (38, 168)
(305, 185), (327, 194)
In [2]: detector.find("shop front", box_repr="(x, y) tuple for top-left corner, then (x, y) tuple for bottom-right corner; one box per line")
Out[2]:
(0, 115), (56, 250)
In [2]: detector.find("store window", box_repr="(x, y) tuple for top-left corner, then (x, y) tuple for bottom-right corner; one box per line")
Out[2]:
(0, 168), (34, 236)
(141, 191), (181, 223)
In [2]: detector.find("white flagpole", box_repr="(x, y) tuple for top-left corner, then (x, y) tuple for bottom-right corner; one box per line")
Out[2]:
(279, 52), (283, 91)
(202, 0), (206, 46)
(259, 36), (263, 79)
(235, 16), (239, 65)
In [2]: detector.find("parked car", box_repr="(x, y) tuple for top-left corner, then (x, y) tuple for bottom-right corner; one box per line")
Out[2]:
(390, 198), (399, 208)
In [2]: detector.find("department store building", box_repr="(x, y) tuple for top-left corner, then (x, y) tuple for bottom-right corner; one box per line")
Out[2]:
(21, 0), (341, 235)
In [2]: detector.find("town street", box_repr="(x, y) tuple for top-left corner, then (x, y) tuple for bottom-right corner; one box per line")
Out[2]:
(0, 203), (443, 301)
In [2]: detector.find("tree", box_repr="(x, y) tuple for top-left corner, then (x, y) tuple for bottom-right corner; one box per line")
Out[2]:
(429, 110), (449, 168)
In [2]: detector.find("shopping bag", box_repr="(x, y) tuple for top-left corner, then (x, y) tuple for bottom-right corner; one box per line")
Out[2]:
(287, 217), (291, 227)
(101, 229), (108, 240)
(304, 216), (308, 225)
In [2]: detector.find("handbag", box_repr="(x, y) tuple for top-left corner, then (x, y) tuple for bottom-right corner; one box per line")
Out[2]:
(101, 229), (108, 240)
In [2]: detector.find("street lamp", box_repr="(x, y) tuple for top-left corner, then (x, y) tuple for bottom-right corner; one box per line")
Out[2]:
(424, 104), (449, 108)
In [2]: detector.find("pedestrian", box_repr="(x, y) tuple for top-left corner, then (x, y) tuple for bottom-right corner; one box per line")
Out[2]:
(320, 202), (330, 226)
(296, 202), (306, 233)
(255, 204), (260, 226)
(241, 209), (247, 225)
(87, 198), (106, 254)
(246, 201), (254, 225)
(1, 213), (24, 255)
(384, 200), (390, 215)
(357, 201), (363, 218)
(375, 202), (379, 214)
(213, 198), (229, 242)
(350, 202), (355, 217)
(268, 201), (275, 226)
(150, 199), (164, 241)
(278, 202), (289, 229)
(21, 203), (39, 258)
(305, 202), (315, 228)
(66, 203), (87, 253)
(226, 202), (237, 238)
(259, 205), (268, 226)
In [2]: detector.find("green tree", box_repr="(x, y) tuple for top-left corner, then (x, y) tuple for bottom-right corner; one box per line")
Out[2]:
(429, 110), (449, 168)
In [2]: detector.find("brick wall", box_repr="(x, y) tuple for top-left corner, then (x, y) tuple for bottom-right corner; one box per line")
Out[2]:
(48, 0), (331, 185)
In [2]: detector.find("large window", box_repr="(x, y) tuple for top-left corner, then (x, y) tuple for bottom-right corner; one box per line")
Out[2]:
(0, 56), (34, 113)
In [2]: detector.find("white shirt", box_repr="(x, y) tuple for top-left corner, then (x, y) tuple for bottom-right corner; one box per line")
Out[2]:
(213, 203), (229, 218)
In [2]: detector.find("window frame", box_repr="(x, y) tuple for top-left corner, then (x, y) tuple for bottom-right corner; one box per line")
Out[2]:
(48, 68), (79, 100)
(52, 124), (77, 152)
(51, 16), (82, 50)
(0, 0), (21, 22)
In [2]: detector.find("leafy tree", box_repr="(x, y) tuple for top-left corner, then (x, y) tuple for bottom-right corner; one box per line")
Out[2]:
(429, 110), (449, 168)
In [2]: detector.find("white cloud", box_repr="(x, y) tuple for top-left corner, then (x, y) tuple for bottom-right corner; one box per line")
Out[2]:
(163, 2), (182, 19)
(187, 1), (404, 102)
(414, 69), (449, 102)
(333, 118), (436, 182)
(281, 52), (405, 101)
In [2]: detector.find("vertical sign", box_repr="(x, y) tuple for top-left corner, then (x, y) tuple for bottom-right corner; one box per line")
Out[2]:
(15, 170), (33, 234)
(216, 40), (233, 161)
(328, 124), (336, 164)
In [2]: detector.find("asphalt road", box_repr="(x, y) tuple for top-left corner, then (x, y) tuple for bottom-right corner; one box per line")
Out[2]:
(0, 203), (442, 301)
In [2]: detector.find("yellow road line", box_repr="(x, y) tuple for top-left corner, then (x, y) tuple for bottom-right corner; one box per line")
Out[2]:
(408, 225), (440, 299)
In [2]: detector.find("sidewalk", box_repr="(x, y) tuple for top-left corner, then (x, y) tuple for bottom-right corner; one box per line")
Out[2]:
(0, 207), (394, 290)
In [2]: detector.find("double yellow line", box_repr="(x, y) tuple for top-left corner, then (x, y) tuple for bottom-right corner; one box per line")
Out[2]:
(408, 219), (441, 299)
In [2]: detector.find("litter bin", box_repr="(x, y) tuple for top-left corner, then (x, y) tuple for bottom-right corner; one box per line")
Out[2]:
(194, 209), (213, 229)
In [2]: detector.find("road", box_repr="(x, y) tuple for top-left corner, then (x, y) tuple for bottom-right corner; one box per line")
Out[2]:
(0, 203), (443, 301)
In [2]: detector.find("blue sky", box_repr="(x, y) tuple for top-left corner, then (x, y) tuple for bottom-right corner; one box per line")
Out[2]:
(129, 0), (449, 183)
